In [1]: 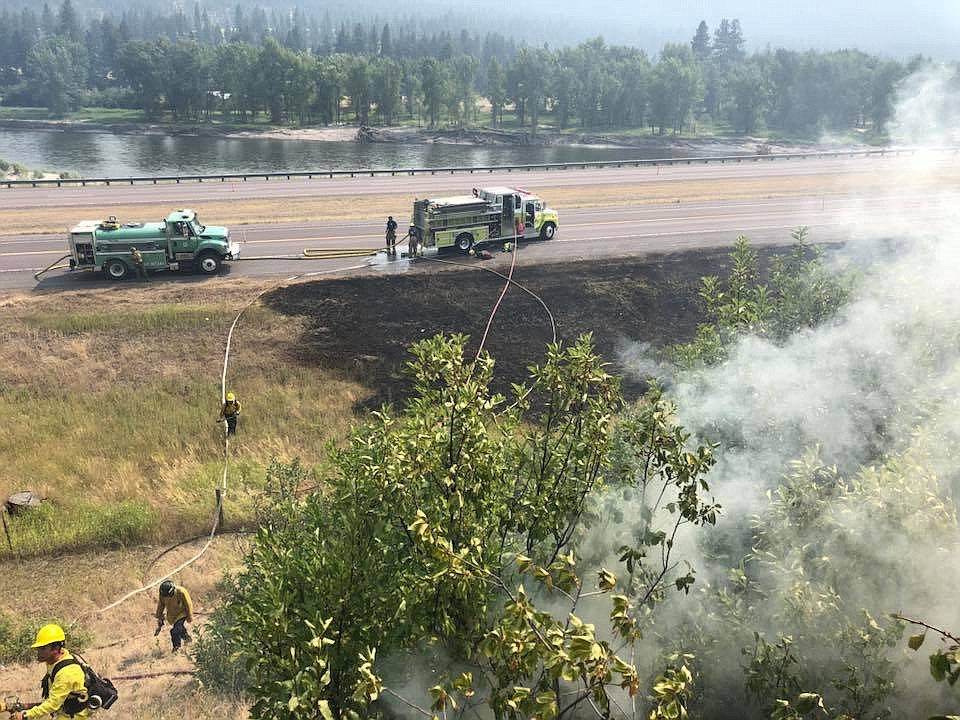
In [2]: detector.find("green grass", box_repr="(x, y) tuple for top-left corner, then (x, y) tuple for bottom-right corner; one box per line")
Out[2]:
(0, 501), (159, 560)
(21, 305), (239, 335)
(0, 106), (145, 123)
(0, 299), (363, 558)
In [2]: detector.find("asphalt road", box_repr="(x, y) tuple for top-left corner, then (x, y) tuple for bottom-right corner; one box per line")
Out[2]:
(2, 155), (957, 291)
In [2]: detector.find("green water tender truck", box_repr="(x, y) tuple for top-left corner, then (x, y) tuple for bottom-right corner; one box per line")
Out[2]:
(68, 208), (240, 280)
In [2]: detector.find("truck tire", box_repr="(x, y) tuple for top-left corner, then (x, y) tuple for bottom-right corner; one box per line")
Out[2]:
(104, 259), (129, 281)
(539, 222), (556, 241)
(196, 251), (222, 275)
(455, 233), (474, 253)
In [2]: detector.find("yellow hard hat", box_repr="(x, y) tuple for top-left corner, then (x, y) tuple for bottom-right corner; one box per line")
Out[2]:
(32, 623), (66, 648)
(226, 392), (235, 402)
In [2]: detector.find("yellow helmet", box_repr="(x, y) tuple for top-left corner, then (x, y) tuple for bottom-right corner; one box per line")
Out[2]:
(226, 392), (235, 402)
(32, 623), (66, 648)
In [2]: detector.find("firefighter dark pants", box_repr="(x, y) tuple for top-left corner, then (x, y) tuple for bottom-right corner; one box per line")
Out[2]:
(225, 415), (238, 435)
(171, 618), (191, 650)
(386, 231), (397, 254)
(134, 263), (148, 281)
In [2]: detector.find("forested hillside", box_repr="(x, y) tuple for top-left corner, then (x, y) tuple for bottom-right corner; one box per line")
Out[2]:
(0, 0), (929, 138)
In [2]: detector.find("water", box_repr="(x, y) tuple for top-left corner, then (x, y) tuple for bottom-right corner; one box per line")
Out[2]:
(0, 127), (720, 177)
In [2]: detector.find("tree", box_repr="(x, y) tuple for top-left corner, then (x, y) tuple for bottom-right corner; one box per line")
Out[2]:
(116, 40), (166, 119)
(419, 57), (448, 127)
(510, 48), (554, 135)
(484, 57), (507, 126)
(315, 54), (348, 125)
(345, 55), (371, 124)
(691, 20), (711, 63)
(649, 43), (703, 134)
(450, 54), (478, 126)
(198, 333), (720, 719)
(371, 58), (401, 124)
(26, 37), (89, 115)
(379, 23), (392, 58)
(56, 0), (81, 42)
(212, 42), (258, 120)
(257, 37), (295, 124)
(725, 60), (769, 134)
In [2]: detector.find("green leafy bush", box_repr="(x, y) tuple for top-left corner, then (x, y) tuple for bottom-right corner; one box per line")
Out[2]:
(672, 229), (854, 368)
(200, 334), (719, 719)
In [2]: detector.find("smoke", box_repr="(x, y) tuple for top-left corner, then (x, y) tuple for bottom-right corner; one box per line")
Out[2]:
(890, 63), (960, 146)
(611, 64), (960, 714)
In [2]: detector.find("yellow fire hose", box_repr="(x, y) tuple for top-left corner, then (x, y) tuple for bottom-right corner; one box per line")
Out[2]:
(33, 254), (72, 280)
(302, 248), (379, 259)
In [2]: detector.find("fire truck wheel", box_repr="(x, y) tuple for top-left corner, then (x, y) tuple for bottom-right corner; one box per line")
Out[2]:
(539, 222), (556, 241)
(197, 251), (222, 274)
(104, 259), (129, 281)
(455, 233), (474, 253)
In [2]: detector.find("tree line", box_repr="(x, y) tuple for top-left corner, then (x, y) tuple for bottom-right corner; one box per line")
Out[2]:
(0, 0), (934, 137)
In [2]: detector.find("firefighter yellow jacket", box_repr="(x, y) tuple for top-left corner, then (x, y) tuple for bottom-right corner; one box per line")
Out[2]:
(219, 400), (241, 419)
(25, 650), (91, 719)
(156, 586), (194, 624)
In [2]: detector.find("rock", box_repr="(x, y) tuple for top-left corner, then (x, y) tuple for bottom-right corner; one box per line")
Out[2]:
(6, 491), (43, 515)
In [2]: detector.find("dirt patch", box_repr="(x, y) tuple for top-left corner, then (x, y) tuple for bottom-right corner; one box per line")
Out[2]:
(264, 246), (790, 407)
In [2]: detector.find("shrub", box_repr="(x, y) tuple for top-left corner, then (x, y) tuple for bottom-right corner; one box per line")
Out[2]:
(0, 612), (91, 665)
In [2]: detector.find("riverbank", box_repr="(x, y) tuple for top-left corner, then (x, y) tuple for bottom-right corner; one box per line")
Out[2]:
(0, 115), (856, 156)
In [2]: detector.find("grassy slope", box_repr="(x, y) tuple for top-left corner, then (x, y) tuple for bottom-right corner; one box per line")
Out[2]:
(0, 280), (367, 558)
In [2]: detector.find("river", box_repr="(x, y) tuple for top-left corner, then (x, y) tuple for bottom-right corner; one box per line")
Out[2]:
(0, 127), (727, 177)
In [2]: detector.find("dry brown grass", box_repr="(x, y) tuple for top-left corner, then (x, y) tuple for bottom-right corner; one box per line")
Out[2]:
(0, 540), (248, 718)
(4, 167), (959, 235)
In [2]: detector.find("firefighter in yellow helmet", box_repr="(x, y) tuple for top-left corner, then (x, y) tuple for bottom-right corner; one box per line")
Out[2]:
(10, 624), (90, 719)
(218, 391), (241, 436)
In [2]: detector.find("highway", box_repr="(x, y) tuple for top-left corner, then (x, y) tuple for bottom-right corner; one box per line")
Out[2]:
(1, 154), (957, 290)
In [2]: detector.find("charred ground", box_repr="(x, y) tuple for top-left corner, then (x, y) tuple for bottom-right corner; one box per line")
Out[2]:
(264, 246), (790, 407)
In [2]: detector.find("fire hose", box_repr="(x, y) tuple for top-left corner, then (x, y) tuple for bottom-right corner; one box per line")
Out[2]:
(32, 254), (72, 281)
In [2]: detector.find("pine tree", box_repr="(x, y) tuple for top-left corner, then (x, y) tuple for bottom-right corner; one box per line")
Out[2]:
(691, 20), (711, 63)
(380, 23), (392, 58)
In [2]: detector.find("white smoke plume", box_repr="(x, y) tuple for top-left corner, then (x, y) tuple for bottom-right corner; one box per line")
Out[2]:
(611, 63), (960, 715)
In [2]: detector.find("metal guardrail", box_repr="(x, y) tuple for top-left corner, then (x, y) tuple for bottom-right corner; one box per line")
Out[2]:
(3, 147), (956, 189)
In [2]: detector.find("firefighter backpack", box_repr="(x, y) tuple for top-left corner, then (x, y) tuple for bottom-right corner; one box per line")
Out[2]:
(42, 655), (119, 713)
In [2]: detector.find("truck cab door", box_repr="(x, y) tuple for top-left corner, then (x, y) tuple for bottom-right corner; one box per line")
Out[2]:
(525, 201), (535, 228)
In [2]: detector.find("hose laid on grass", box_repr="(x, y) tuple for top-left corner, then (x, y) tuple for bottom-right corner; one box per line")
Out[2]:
(74, 259), (371, 628)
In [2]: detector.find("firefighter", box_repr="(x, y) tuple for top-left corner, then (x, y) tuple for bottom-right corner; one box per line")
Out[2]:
(218, 392), (241, 435)
(130, 246), (148, 281)
(10, 624), (90, 720)
(407, 224), (420, 258)
(385, 216), (398, 256)
(155, 580), (194, 653)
